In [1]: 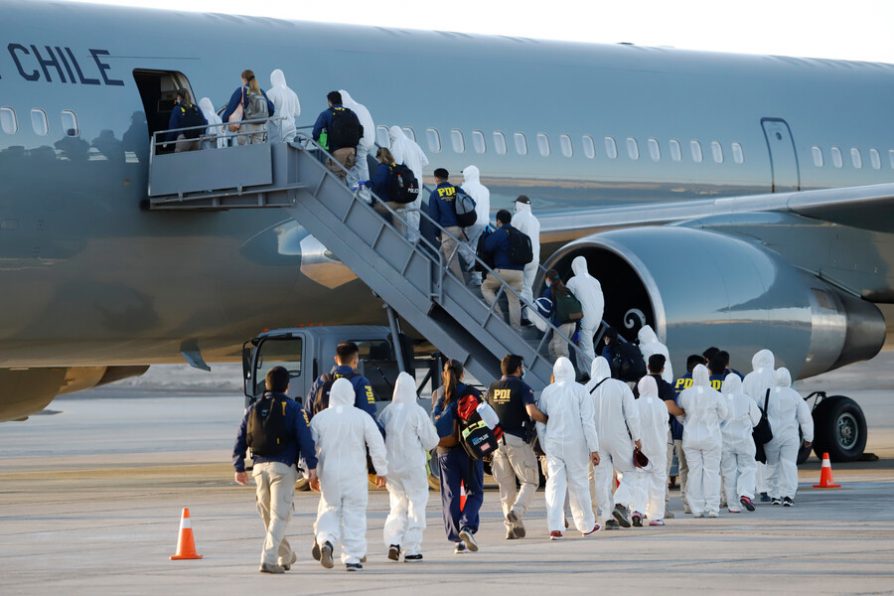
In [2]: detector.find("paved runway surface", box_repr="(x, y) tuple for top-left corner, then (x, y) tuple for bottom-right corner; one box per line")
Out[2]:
(1, 356), (893, 595)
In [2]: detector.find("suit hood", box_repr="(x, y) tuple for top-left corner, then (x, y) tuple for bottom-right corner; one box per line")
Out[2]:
(721, 373), (743, 395)
(553, 357), (576, 383)
(590, 356), (612, 383)
(270, 69), (287, 88)
(637, 375), (658, 398)
(389, 125), (408, 143)
(329, 378), (355, 408)
(752, 349), (775, 371)
(692, 364), (711, 389)
(392, 372), (417, 405)
(338, 89), (356, 105)
(571, 255), (590, 278)
(462, 165), (481, 185)
(515, 201), (532, 216)
(198, 97), (217, 121)
(775, 367), (792, 388)
(638, 325), (659, 345)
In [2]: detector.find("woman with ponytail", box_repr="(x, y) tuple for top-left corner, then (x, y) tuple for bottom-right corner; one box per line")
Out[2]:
(432, 359), (484, 554)
(222, 68), (275, 145)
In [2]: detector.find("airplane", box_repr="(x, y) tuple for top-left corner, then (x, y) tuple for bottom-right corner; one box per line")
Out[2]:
(1, 0), (893, 464)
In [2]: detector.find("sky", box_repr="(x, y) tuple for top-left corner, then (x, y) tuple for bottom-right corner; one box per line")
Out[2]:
(66, 0), (894, 63)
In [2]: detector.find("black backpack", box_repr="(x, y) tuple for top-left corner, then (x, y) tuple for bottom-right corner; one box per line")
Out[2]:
(456, 394), (502, 461)
(506, 227), (534, 265)
(179, 105), (206, 139)
(554, 288), (584, 324)
(327, 107), (363, 150)
(753, 389), (774, 463)
(453, 189), (478, 228)
(311, 371), (355, 416)
(611, 339), (647, 382)
(247, 395), (290, 456)
(387, 163), (420, 204)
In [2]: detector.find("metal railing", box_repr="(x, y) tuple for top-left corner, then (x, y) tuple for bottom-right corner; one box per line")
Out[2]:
(149, 116), (287, 159)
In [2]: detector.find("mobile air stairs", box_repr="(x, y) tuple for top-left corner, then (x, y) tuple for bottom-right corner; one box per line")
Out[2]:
(146, 122), (577, 392)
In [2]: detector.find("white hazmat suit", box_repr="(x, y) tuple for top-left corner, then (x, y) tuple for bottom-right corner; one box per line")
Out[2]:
(459, 165), (491, 273)
(765, 368), (814, 502)
(511, 199), (541, 319)
(198, 97), (227, 149)
(338, 90), (375, 200)
(677, 365), (728, 517)
(720, 374), (761, 510)
(633, 376), (670, 523)
(311, 378), (388, 565)
(742, 349), (777, 496)
(389, 126), (429, 241)
(566, 256), (605, 374)
(538, 357), (600, 534)
(586, 357), (643, 524)
(378, 373), (439, 556)
(637, 325), (674, 384)
(267, 69), (300, 142)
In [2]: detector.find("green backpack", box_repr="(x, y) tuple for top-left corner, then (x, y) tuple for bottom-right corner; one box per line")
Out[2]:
(554, 288), (584, 324)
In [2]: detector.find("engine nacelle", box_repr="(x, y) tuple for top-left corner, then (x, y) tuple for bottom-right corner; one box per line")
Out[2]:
(544, 227), (886, 379)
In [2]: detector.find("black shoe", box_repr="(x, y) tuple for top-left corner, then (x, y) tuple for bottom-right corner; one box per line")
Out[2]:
(345, 563), (363, 572)
(459, 528), (479, 552)
(613, 504), (631, 528)
(404, 554), (423, 562)
(771, 498), (782, 506)
(320, 541), (334, 569)
(454, 542), (467, 554)
(605, 519), (620, 531)
(783, 497), (794, 507)
(388, 544), (401, 561)
(311, 540), (321, 561)
(760, 492), (771, 503)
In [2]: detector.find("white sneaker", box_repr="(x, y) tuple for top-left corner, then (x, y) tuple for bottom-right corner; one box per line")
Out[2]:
(459, 529), (479, 552)
(706, 511), (719, 519)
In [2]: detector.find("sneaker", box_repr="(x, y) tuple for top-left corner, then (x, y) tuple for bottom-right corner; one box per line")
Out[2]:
(612, 504), (631, 528)
(320, 541), (334, 569)
(387, 544), (401, 562)
(507, 510), (526, 539)
(740, 496), (755, 512)
(728, 507), (742, 514)
(706, 511), (719, 519)
(760, 492), (771, 503)
(694, 511), (705, 518)
(649, 520), (666, 527)
(783, 497), (794, 508)
(345, 563), (362, 572)
(683, 508), (693, 515)
(632, 511), (643, 527)
(549, 530), (563, 540)
(404, 554), (423, 562)
(311, 540), (321, 561)
(582, 524), (601, 536)
(605, 519), (620, 531)
(454, 542), (467, 554)
(259, 562), (285, 574)
(459, 528), (479, 552)
(771, 498), (783, 506)
(665, 511), (676, 519)
(279, 552), (297, 571)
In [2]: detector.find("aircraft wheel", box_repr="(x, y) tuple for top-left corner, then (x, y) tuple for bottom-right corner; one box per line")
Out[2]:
(812, 395), (867, 462)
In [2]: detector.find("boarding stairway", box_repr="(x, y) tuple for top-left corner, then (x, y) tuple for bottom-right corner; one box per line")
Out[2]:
(146, 122), (577, 391)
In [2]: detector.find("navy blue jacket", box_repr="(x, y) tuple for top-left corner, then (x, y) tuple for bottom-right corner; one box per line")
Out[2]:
(483, 225), (525, 271)
(305, 365), (378, 422)
(232, 392), (318, 473)
(222, 86), (275, 123)
(166, 103), (207, 142)
(368, 162), (392, 201)
(671, 372), (695, 440)
(427, 182), (464, 229)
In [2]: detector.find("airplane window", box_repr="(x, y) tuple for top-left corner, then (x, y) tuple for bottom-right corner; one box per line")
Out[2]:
(514, 132), (528, 155)
(451, 129), (465, 153)
(604, 137), (618, 159)
(559, 134), (573, 158)
(402, 127), (416, 142)
(850, 148), (863, 169)
(811, 146), (824, 168)
(60, 110), (79, 137)
(472, 130), (486, 154)
(376, 125), (390, 148)
(626, 138), (639, 160)
(830, 146), (843, 168)
(731, 142), (744, 164)
(869, 148), (881, 170)
(537, 133), (550, 157)
(668, 139), (682, 162)
(426, 128), (441, 153)
(30, 108), (49, 136)
(582, 135), (596, 159)
(690, 140), (703, 163)
(647, 138), (660, 162)
(493, 131), (507, 155)
(711, 141), (723, 164)
(0, 107), (16, 134)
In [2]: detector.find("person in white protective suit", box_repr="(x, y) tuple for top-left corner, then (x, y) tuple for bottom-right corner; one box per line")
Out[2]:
(310, 378), (388, 571)
(388, 126), (429, 241)
(586, 357), (643, 529)
(633, 375), (670, 526)
(459, 165), (491, 284)
(765, 368), (814, 506)
(338, 90), (375, 201)
(537, 357), (601, 539)
(198, 97), (227, 149)
(720, 374), (761, 513)
(566, 256), (605, 375)
(742, 349), (777, 501)
(637, 325), (674, 384)
(676, 364), (728, 518)
(267, 69), (300, 143)
(511, 195), (541, 322)
(377, 372), (440, 562)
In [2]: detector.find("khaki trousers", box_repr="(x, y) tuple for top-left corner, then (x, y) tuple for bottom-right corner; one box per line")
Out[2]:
(440, 226), (466, 280)
(481, 269), (525, 330)
(328, 147), (356, 179)
(491, 433), (539, 531)
(252, 461), (298, 567)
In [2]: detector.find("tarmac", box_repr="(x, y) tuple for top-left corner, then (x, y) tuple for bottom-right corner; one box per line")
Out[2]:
(1, 355), (893, 595)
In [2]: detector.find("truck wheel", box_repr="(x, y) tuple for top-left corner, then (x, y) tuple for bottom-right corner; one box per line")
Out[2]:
(812, 395), (867, 463)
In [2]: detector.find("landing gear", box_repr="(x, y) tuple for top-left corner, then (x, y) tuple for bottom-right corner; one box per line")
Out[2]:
(805, 393), (868, 463)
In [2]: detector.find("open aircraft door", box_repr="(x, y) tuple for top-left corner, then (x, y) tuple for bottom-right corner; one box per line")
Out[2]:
(761, 118), (801, 193)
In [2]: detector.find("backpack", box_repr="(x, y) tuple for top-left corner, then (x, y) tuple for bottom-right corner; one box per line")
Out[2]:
(553, 288), (584, 324)
(387, 163), (420, 204)
(327, 106), (363, 150)
(179, 105), (206, 139)
(611, 338), (647, 382)
(456, 393), (502, 460)
(247, 395), (290, 456)
(452, 189), (478, 228)
(243, 89), (269, 121)
(311, 371), (355, 416)
(752, 390), (774, 463)
(506, 227), (534, 265)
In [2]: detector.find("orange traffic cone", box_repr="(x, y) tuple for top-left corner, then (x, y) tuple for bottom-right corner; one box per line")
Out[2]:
(812, 452), (841, 489)
(170, 507), (203, 560)
(459, 482), (467, 511)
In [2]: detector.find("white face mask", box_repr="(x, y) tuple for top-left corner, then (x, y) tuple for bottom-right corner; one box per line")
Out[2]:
(545, 280), (552, 287)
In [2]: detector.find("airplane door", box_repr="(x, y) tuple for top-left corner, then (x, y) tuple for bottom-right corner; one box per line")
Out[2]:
(761, 118), (800, 192)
